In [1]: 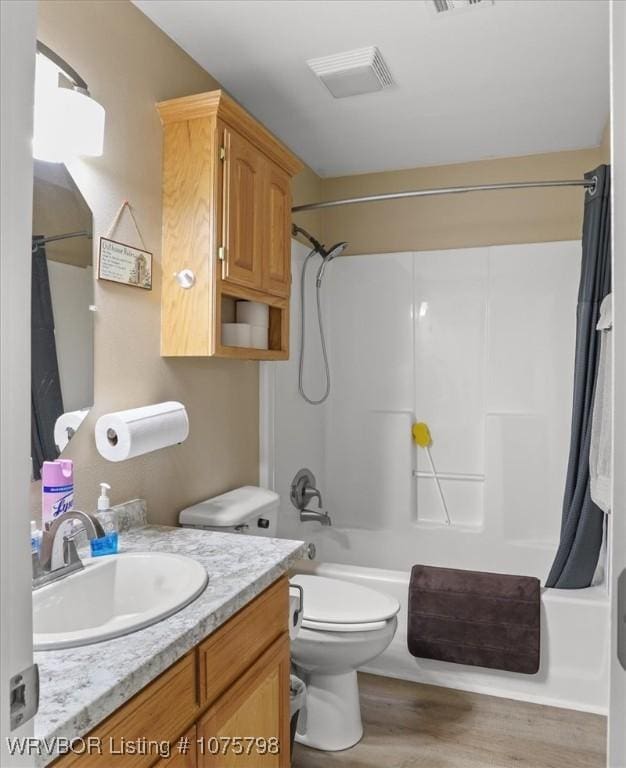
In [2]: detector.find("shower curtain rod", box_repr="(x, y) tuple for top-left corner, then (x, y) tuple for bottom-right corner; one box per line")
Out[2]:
(32, 230), (92, 251)
(291, 177), (596, 213)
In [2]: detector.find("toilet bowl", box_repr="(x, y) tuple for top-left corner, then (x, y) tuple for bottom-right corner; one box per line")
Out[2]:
(178, 487), (399, 751)
(290, 574), (400, 752)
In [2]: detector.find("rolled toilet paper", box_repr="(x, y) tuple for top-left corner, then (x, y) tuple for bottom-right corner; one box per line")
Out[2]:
(54, 408), (89, 452)
(250, 325), (269, 350)
(288, 593), (303, 640)
(236, 301), (269, 328)
(222, 323), (251, 348)
(95, 401), (189, 462)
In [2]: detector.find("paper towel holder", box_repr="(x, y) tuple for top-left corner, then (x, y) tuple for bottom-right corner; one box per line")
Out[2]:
(94, 401), (189, 462)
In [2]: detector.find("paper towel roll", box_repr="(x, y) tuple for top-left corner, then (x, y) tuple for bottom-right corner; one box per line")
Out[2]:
(95, 401), (189, 462)
(289, 593), (303, 640)
(236, 301), (269, 328)
(54, 409), (89, 452)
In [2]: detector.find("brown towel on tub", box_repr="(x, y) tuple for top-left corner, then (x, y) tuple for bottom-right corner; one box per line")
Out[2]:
(408, 565), (540, 674)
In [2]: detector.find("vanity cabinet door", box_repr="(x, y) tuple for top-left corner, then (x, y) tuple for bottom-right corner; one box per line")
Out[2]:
(197, 633), (290, 768)
(51, 652), (199, 768)
(263, 163), (292, 297)
(220, 126), (265, 292)
(197, 577), (288, 708)
(153, 727), (197, 768)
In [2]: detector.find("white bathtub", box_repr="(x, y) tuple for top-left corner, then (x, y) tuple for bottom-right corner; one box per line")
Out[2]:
(294, 559), (610, 714)
(266, 240), (609, 716)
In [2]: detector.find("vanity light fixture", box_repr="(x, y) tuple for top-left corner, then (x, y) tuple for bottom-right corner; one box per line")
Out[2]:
(33, 41), (105, 163)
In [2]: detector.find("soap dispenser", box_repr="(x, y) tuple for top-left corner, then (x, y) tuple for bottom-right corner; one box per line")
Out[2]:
(90, 482), (119, 557)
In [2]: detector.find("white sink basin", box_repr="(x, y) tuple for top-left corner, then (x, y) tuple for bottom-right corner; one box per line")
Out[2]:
(33, 552), (208, 651)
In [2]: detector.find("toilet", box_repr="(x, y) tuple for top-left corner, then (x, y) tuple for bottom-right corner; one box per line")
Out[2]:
(290, 574), (399, 751)
(179, 485), (280, 536)
(179, 487), (400, 752)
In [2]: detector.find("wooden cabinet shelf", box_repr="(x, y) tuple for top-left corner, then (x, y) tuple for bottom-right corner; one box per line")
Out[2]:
(218, 286), (288, 360)
(157, 90), (302, 359)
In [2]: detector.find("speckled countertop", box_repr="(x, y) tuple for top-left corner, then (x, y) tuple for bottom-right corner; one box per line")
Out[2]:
(34, 525), (306, 766)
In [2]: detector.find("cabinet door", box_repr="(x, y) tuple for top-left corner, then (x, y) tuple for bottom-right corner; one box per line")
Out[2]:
(198, 634), (290, 768)
(153, 727), (197, 768)
(221, 126), (264, 291)
(50, 652), (199, 768)
(263, 163), (292, 297)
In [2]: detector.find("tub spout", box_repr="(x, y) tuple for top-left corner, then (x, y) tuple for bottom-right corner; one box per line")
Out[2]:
(300, 509), (332, 527)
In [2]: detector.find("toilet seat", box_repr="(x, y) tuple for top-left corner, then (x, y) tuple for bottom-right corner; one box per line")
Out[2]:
(301, 618), (388, 632)
(291, 574), (400, 633)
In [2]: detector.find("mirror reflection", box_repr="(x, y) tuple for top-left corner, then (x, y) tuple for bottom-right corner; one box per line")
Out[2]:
(31, 160), (94, 480)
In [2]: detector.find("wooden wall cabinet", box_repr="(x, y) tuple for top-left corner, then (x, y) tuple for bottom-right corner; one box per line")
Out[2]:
(157, 91), (302, 360)
(53, 578), (290, 768)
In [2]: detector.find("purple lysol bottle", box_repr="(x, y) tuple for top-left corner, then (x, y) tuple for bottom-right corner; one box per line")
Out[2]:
(41, 459), (74, 528)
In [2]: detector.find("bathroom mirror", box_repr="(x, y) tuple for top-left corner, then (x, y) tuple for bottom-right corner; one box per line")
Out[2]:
(31, 160), (94, 480)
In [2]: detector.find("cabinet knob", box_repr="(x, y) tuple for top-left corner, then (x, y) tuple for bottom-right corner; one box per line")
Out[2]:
(175, 269), (196, 289)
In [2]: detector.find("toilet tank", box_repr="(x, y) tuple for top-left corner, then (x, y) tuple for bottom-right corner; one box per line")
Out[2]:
(179, 486), (279, 537)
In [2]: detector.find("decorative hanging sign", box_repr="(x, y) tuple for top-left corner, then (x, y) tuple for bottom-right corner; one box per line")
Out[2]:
(98, 200), (152, 290)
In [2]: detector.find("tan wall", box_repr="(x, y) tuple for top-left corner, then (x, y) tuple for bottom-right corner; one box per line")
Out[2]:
(319, 145), (610, 256)
(35, 0), (609, 524)
(35, 0), (260, 526)
(291, 164), (324, 246)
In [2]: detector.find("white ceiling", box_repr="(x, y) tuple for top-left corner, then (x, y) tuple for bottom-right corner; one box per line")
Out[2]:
(134, 0), (609, 177)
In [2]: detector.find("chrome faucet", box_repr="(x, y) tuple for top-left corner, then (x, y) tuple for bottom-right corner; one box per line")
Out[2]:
(290, 468), (332, 527)
(299, 508), (332, 526)
(33, 510), (105, 589)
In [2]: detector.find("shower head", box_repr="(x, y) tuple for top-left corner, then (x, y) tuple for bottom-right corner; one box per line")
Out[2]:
(291, 224), (347, 283)
(324, 242), (348, 261)
(292, 224), (347, 258)
(316, 242), (347, 285)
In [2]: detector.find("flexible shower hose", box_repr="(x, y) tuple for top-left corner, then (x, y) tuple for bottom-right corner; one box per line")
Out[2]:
(299, 248), (331, 405)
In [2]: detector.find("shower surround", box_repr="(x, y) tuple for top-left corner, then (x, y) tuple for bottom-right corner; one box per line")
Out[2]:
(262, 240), (609, 713)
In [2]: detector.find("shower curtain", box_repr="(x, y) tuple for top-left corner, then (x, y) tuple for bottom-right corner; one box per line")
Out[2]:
(31, 238), (64, 480)
(546, 165), (611, 589)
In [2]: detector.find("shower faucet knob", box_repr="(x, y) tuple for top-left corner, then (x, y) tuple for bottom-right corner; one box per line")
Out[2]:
(290, 468), (319, 511)
(290, 468), (332, 527)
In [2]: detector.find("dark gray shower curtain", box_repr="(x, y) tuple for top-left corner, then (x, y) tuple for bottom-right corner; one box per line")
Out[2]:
(31, 238), (63, 480)
(546, 165), (611, 589)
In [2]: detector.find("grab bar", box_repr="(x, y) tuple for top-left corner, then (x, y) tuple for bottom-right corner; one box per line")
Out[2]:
(413, 470), (485, 483)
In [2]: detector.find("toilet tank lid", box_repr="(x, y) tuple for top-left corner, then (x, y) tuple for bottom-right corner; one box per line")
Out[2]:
(179, 486), (279, 528)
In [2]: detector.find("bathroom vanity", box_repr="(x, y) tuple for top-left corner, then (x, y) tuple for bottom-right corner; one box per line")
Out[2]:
(35, 526), (306, 768)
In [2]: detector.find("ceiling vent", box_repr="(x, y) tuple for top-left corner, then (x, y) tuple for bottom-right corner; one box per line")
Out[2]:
(307, 46), (393, 99)
(432, 0), (495, 12)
